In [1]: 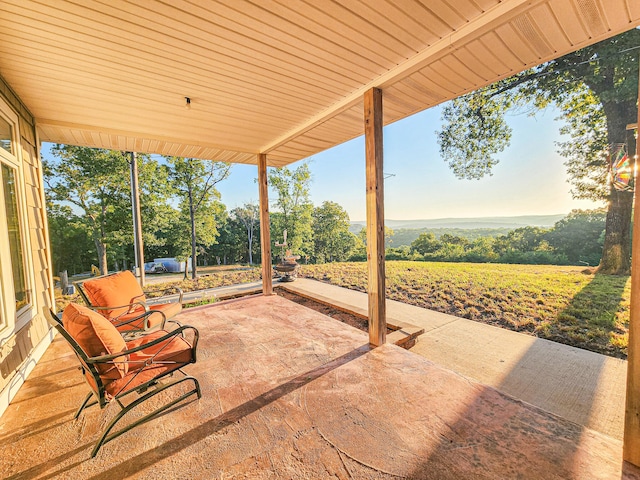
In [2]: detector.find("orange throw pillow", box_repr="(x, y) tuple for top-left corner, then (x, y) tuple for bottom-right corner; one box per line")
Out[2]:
(82, 271), (145, 318)
(62, 303), (128, 380)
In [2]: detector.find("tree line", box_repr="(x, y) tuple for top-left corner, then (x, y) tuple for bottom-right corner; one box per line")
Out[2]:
(44, 150), (360, 276)
(388, 209), (606, 266)
(44, 145), (608, 276)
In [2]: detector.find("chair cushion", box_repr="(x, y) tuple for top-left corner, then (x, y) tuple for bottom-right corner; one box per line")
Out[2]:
(82, 271), (145, 318)
(104, 331), (194, 398)
(62, 303), (128, 380)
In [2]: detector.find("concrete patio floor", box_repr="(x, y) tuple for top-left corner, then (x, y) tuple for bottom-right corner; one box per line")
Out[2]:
(282, 278), (627, 440)
(1, 294), (639, 479)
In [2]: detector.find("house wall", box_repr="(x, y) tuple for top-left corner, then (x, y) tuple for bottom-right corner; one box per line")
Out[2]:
(0, 76), (55, 417)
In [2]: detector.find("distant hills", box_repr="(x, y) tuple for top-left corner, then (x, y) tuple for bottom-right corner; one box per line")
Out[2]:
(350, 214), (566, 232)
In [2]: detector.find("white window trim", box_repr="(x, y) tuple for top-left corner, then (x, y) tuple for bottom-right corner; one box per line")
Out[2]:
(0, 98), (36, 338)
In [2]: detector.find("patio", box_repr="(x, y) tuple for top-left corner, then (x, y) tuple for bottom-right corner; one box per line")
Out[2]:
(2, 294), (639, 479)
(1, 1), (640, 471)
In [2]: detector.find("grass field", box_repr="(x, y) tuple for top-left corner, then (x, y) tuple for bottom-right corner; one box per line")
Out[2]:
(299, 261), (630, 359)
(57, 261), (630, 358)
(57, 267), (262, 310)
(146, 267), (261, 296)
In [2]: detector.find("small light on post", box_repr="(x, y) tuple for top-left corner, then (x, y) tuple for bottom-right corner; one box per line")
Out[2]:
(185, 96), (191, 110)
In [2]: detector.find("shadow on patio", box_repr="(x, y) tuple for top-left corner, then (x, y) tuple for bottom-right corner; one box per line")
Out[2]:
(1, 294), (638, 479)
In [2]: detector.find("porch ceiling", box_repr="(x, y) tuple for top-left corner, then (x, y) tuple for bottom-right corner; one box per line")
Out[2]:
(0, 0), (638, 167)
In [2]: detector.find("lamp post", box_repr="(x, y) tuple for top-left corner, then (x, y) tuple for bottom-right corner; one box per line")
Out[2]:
(129, 151), (146, 287)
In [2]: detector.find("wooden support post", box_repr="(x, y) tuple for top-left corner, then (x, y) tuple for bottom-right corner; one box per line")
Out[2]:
(258, 153), (273, 295)
(624, 60), (640, 465)
(364, 87), (386, 347)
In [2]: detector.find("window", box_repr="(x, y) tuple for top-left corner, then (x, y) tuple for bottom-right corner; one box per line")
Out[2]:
(0, 116), (12, 154)
(2, 164), (30, 311)
(0, 99), (33, 333)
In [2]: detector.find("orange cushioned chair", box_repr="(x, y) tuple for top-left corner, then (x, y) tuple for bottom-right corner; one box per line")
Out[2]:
(45, 303), (200, 458)
(75, 270), (183, 335)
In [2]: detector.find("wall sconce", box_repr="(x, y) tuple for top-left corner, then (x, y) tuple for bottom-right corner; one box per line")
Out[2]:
(185, 96), (191, 110)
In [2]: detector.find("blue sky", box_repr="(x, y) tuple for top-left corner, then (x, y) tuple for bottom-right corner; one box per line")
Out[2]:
(42, 103), (602, 222)
(218, 104), (602, 221)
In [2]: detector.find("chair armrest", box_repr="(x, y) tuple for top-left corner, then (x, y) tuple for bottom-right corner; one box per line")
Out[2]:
(86, 324), (199, 363)
(73, 282), (92, 306)
(89, 303), (165, 331)
(89, 301), (150, 317)
(44, 307), (63, 327)
(111, 309), (167, 331)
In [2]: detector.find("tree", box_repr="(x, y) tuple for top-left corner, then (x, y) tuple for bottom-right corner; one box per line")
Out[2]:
(135, 154), (173, 262)
(211, 216), (244, 265)
(464, 237), (498, 263)
(437, 29), (639, 274)
(269, 163), (314, 258)
(312, 201), (357, 262)
(493, 227), (550, 256)
(45, 146), (173, 275)
(44, 146), (132, 274)
(384, 226), (395, 248)
(357, 225), (395, 251)
(165, 157), (231, 279)
(546, 209), (606, 265)
(232, 202), (260, 264)
(439, 233), (469, 247)
(411, 232), (440, 256)
(46, 202), (96, 274)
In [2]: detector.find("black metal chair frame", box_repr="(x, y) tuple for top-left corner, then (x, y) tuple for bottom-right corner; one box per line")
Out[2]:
(74, 272), (184, 335)
(45, 308), (201, 458)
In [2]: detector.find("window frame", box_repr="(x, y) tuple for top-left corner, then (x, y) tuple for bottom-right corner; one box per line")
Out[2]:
(0, 98), (36, 337)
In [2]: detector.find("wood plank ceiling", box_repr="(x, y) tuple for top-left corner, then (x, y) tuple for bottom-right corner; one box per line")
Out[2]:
(0, 0), (638, 167)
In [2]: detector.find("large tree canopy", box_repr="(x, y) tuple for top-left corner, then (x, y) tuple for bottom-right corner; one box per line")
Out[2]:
(44, 146), (172, 274)
(44, 146), (132, 274)
(232, 202), (260, 265)
(46, 202), (95, 275)
(269, 163), (314, 259)
(165, 156), (231, 279)
(312, 201), (357, 263)
(437, 29), (639, 274)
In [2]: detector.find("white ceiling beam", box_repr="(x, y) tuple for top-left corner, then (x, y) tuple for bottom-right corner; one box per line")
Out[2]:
(37, 118), (258, 156)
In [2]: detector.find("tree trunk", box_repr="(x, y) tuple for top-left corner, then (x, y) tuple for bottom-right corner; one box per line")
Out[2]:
(597, 98), (636, 275)
(60, 270), (69, 294)
(95, 238), (108, 275)
(190, 204), (197, 280)
(599, 188), (633, 274)
(96, 204), (109, 275)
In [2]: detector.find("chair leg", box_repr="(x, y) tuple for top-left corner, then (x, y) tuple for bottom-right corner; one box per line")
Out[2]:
(91, 376), (200, 458)
(74, 392), (97, 419)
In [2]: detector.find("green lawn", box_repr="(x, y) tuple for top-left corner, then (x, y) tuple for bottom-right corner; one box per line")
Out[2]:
(299, 261), (630, 359)
(57, 261), (629, 358)
(57, 267), (262, 310)
(146, 267), (261, 296)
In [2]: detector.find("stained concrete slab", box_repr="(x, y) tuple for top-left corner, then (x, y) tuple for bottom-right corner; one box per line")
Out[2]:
(284, 278), (627, 439)
(0, 295), (637, 479)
